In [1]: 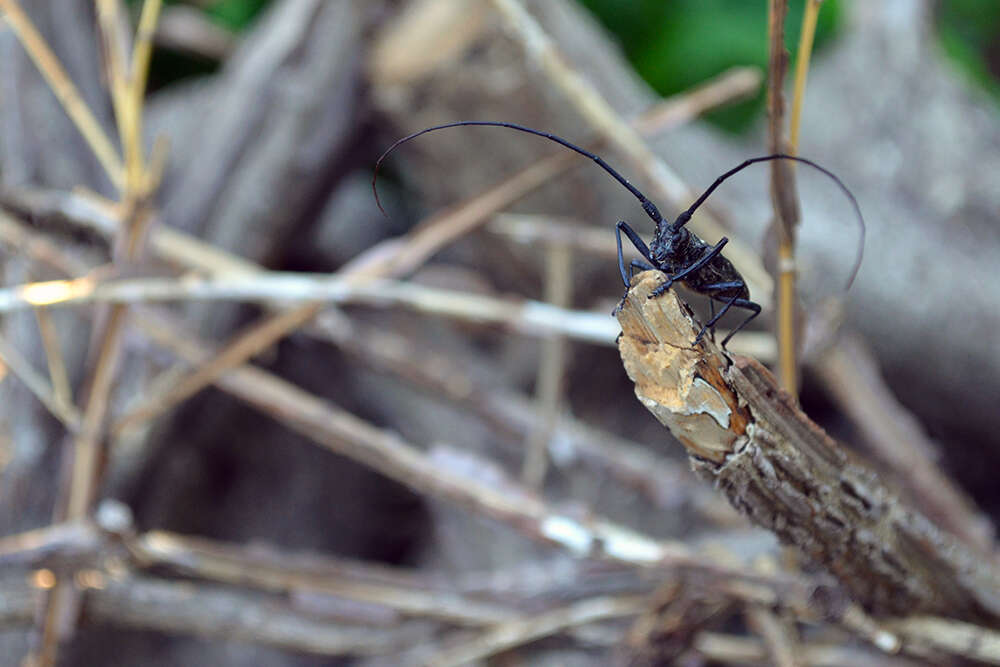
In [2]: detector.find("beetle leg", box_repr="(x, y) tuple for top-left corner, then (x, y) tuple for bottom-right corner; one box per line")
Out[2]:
(629, 258), (655, 280)
(648, 237), (730, 299)
(616, 220), (654, 287)
(688, 282), (760, 348)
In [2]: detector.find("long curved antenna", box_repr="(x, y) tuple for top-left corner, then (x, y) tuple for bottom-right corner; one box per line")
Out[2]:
(372, 120), (666, 226)
(671, 154), (865, 290)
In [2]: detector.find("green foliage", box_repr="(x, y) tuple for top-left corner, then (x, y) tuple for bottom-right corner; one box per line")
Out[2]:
(936, 0), (1000, 101)
(127, 0), (273, 30)
(201, 0), (273, 30)
(126, 0), (275, 90)
(575, 0), (841, 133)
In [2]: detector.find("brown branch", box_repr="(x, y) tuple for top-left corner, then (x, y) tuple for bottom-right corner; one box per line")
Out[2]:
(126, 308), (699, 570)
(767, 0), (803, 396)
(0, 204), (725, 522)
(746, 604), (801, 667)
(127, 530), (519, 627)
(813, 333), (996, 554)
(425, 594), (648, 667)
(692, 632), (923, 667)
(616, 271), (1000, 622)
(0, 334), (81, 430)
(82, 576), (428, 657)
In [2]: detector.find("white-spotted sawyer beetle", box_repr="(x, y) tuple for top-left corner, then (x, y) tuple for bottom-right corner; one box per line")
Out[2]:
(374, 121), (864, 349)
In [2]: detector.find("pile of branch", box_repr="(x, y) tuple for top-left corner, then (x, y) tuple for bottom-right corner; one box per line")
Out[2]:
(0, 0), (997, 665)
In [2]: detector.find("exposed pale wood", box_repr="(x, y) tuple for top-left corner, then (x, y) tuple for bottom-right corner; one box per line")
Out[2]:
(617, 271), (1000, 621)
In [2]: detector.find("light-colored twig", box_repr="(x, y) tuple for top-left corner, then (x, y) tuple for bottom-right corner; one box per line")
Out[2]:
(746, 604), (801, 667)
(634, 66), (762, 136)
(425, 594), (648, 667)
(95, 0), (133, 177)
(885, 616), (1000, 665)
(789, 1), (822, 152)
(127, 0), (162, 183)
(126, 308), (698, 571)
(154, 5), (235, 60)
(0, 336), (81, 430)
(0, 208), (731, 520)
(32, 307), (73, 411)
(693, 632), (921, 667)
(0, 0), (124, 188)
(0, 274), (612, 345)
(522, 241), (571, 487)
(128, 530), (520, 627)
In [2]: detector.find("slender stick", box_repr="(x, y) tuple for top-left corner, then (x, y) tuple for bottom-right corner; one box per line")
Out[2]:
(425, 595), (648, 667)
(32, 307), (73, 412)
(127, 0), (163, 182)
(522, 242), (571, 486)
(767, 0), (802, 396)
(0, 336), (81, 430)
(789, 1), (822, 152)
(0, 0), (124, 188)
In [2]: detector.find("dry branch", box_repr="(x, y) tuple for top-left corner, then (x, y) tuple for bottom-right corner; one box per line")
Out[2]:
(0, 273), (619, 345)
(127, 530), (519, 627)
(0, 204), (726, 521)
(425, 594), (647, 667)
(813, 333), (995, 554)
(616, 271), (1000, 622)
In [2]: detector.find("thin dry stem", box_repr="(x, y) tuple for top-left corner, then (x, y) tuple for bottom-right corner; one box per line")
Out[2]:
(32, 307), (72, 411)
(522, 241), (571, 487)
(790, 1), (822, 152)
(0, 0), (124, 188)
(746, 604), (801, 667)
(0, 336), (81, 430)
(768, 0), (802, 396)
(129, 531), (518, 626)
(96, 0), (133, 177)
(425, 595), (648, 667)
(127, 0), (163, 180)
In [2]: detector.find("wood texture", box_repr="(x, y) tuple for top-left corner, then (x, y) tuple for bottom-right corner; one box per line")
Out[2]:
(617, 271), (1000, 622)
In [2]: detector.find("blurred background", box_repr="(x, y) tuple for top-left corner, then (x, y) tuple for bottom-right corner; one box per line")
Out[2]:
(2, 0), (1000, 664)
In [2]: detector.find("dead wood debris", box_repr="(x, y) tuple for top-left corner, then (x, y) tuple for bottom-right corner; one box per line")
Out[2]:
(617, 271), (1000, 624)
(2, 0), (999, 665)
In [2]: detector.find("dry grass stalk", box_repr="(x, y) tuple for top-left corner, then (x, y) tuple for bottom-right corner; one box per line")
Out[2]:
(31, 307), (72, 411)
(522, 241), (571, 487)
(425, 594), (648, 667)
(0, 0), (124, 188)
(767, 0), (803, 396)
(0, 336), (81, 430)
